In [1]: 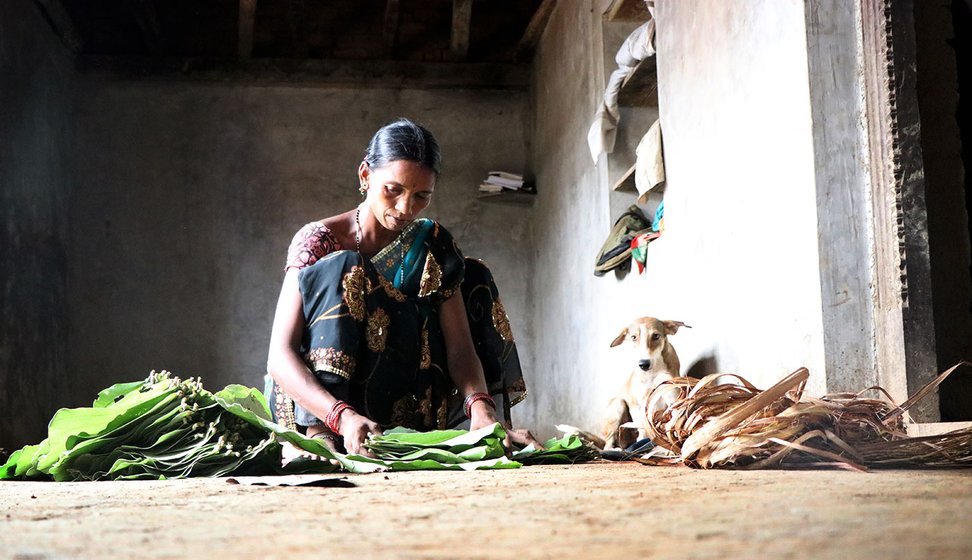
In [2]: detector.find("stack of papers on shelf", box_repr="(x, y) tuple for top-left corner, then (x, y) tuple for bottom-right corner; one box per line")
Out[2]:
(478, 171), (532, 194)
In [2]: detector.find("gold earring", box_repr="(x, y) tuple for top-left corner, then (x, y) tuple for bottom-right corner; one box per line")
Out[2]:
(359, 183), (367, 195)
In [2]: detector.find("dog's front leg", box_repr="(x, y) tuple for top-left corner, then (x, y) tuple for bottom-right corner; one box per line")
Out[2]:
(601, 397), (631, 450)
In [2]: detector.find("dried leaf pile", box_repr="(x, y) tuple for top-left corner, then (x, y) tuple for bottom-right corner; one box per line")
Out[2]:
(639, 363), (972, 471)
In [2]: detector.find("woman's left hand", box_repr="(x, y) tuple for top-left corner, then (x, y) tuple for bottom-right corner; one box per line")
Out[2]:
(468, 400), (544, 453)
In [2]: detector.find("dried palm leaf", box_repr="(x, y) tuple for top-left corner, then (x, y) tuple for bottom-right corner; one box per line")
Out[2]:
(640, 362), (972, 470)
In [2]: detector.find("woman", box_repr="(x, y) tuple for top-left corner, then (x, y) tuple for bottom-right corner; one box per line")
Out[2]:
(266, 118), (537, 456)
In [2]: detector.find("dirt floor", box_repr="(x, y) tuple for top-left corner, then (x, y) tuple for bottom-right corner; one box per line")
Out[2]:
(1, 462), (971, 559)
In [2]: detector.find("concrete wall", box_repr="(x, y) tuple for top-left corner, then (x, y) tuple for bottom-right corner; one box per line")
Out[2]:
(0, 0), (75, 449)
(69, 82), (535, 418)
(524, 3), (612, 440)
(653, 0), (830, 395)
(525, 0), (879, 439)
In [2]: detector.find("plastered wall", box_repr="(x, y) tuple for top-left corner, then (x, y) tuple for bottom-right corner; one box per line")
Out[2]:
(524, 0), (873, 439)
(68, 82), (535, 420)
(0, 0), (75, 449)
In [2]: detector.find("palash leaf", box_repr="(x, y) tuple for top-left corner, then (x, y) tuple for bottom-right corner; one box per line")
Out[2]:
(358, 423), (525, 471)
(1, 373), (560, 479)
(36, 382), (179, 474)
(512, 434), (599, 465)
(92, 380), (147, 408)
(0, 372), (348, 481)
(211, 384), (377, 474)
(369, 423), (508, 451)
(639, 362), (972, 470)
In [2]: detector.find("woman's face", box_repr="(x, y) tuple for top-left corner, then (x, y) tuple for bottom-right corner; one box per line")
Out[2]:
(360, 159), (436, 232)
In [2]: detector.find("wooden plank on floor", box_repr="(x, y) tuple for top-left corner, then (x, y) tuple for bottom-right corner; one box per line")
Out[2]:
(907, 421), (972, 436)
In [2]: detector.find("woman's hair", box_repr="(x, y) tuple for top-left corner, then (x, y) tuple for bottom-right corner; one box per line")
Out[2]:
(364, 118), (442, 176)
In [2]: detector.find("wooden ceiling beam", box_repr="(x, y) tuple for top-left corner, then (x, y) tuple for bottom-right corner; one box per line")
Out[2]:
(238, 0), (257, 58)
(602, 0), (651, 22)
(450, 0), (472, 60)
(130, 0), (164, 56)
(383, 0), (400, 57)
(285, 0), (308, 58)
(32, 0), (84, 53)
(515, 0), (556, 62)
(77, 56), (530, 90)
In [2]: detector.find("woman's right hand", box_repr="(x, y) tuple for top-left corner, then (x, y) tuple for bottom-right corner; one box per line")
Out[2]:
(339, 411), (382, 457)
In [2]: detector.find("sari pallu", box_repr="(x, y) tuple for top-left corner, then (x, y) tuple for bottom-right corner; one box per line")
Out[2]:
(267, 218), (527, 435)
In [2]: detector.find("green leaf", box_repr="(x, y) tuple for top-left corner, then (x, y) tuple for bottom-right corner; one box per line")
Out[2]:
(512, 434), (598, 465)
(213, 384), (272, 421)
(37, 382), (177, 472)
(92, 380), (146, 408)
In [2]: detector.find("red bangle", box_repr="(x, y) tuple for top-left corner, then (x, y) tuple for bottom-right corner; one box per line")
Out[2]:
(324, 400), (355, 433)
(463, 392), (496, 418)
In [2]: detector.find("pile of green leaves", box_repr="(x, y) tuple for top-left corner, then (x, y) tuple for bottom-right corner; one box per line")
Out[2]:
(362, 427), (599, 468)
(360, 424), (519, 471)
(0, 371), (346, 481)
(511, 434), (601, 465)
(1, 372), (598, 481)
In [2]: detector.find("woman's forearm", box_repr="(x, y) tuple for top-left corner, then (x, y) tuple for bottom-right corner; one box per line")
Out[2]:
(445, 346), (488, 397)
(267, 348), (339, 421)
(440, 292), (489, 397)
(267, 269), (340, 421)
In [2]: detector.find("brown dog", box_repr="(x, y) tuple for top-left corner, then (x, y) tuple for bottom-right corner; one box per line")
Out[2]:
(601, 317), (689, 450)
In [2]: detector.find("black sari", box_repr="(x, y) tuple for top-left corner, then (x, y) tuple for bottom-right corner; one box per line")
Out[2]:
(266, 218), (527, 433)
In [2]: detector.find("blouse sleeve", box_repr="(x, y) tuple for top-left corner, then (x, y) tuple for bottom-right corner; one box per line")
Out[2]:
(285, 222), (342, 271)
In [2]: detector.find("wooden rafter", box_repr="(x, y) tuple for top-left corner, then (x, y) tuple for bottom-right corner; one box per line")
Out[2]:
(515, 0), (556, 62)
(383, 0), (400, 57)
(131, 0), (164, 55)
(238, 0), (257, 59)
(450, 0), (472, 60)
(32, 0), (84, 53)
(285, 0), (308, 58)
(78, 56), (530, 90)
(602, 0), (650, 22)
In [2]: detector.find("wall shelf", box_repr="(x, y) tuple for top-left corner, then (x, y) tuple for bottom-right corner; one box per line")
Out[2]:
(617, 57), (657, 107)
(476, 190), (536, 205)
(613, 163), (636, 192)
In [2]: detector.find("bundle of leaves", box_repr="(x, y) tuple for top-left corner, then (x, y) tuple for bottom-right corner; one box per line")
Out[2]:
(3, 372), (594, 480)
(0, 371), (348, 481)
(511, 434), (601, 465)
(361, 424), (519, 471)
(639, 363), (972, 471)
(362, 427), (599, 468)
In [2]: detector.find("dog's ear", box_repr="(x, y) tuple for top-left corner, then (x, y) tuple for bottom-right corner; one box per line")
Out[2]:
(610, 328), (628, 347)
(662, 320), (691, 335)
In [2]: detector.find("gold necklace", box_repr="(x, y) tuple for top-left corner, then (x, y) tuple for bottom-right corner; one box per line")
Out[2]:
(355, 207), (406, 286)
